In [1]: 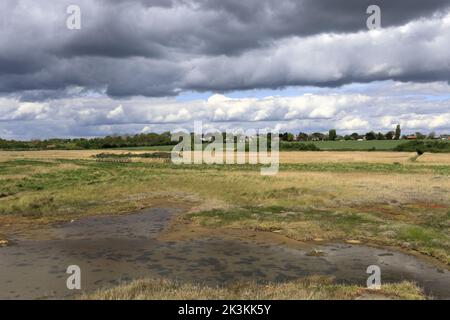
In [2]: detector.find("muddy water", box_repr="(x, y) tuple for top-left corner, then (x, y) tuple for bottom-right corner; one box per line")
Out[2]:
(0, 208), (449, 299)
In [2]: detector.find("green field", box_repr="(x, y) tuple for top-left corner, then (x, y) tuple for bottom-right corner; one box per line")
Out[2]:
(119, 140), (437, 152)
(287, 140), (406, 151)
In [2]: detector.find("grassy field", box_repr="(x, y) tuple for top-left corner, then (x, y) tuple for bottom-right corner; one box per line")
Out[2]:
(289, 140), (405, 151)
(84, 277), (424, 300)
(0, 151), (449, 265)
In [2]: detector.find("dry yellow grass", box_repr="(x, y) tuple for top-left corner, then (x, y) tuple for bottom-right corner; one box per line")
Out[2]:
(0, 150), (151, 162)
(2, 150), (449, 165)
(416, 153), (450, 165)
(83, 277), (425, 300)
(164, 150), (421, 164)
(1, 158), (448, 227)
(279, 151), (417, 164)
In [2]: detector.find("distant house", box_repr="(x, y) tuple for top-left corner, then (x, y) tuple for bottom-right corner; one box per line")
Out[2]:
(406, 135), (417, 140)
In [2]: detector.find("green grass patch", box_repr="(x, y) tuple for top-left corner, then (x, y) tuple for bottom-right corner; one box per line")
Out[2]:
(398, 226), (443, 244)
(394, 140), (450, 153)
(283, 140), (406, 151)
(280, 142), (321, 151)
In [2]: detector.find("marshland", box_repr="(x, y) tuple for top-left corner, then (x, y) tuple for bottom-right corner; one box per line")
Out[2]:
(0, 149), (449, 299)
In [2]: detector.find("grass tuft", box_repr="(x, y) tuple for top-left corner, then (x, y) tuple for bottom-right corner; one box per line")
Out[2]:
(83, 277), (425, 300)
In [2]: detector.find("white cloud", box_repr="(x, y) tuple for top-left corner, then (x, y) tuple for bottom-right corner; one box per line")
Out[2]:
(12, 102), (49, 120)
(107, 105), (124, 119)
(402, 113), (450, 130)
(1, 81), (449, 139)
(336, 116), (369, 130)
(141, 125), (152, 133)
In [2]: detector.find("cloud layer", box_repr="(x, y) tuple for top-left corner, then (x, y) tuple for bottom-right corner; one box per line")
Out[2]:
(0, 0), (450, 98)
(1, 81), (449, 139)
(1, 1), (449, 138)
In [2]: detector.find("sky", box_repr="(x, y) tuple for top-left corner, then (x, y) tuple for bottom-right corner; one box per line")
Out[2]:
(0, 0), (449, 139)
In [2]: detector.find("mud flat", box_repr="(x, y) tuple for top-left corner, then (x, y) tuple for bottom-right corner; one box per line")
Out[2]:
(0, 208), (448, 299)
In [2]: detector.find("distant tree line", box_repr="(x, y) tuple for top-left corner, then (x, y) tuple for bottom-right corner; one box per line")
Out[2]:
(282, 125), (448, 142)
(0, 132), (175, 150)
(0, 125), (448, 150)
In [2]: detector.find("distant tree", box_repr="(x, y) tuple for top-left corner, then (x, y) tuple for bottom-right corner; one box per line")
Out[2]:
(297, 132), (309, 141)
(286, 133), (294, 142)
(395, 124), (401, 140)
(428, 131), (436, 139)
(385, 131), (395, 140)
(365, 131), (377, 140)
(279, 132), (294, 142)
(328, 129), (337, 141)
(376, 132), (386, 140)
(350, 132), (361, 140)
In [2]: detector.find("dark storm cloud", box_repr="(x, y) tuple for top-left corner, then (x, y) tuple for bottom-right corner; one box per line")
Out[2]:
(62, 0), (450, 57)
(0, 0), (449, 98)
(198, 0), (450, 40)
